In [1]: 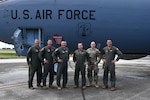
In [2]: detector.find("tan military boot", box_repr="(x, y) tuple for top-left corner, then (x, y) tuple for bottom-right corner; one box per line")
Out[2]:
(87, 81), (92, 87)
(111, 87), (116, 91)
(73, 85), (78, 88)
(43, 86), (48, 89)
(29, 86), (35, 90)
(82, 86), (86, 89)
(95, 81), (99, 88)
(57, 86), (62, 90)
(49, 85), (55, 88)
(102, 85), (108, 89)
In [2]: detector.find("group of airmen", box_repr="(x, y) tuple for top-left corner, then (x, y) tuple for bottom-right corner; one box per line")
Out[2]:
(27, 39), (122, 91)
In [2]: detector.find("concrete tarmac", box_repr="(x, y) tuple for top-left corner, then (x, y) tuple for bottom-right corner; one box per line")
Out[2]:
(0, 56), (150, 100)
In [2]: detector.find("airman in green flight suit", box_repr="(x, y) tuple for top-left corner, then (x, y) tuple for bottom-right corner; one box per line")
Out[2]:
(52, 41), (69, 90)
(101, 40), (122, 91)
(27, 39), (42, 89)
(39, 39), (55, 89)
(73, 42), (89, 89)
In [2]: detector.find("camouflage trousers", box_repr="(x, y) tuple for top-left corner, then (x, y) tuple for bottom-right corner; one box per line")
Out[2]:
(87, 64), (99, 82)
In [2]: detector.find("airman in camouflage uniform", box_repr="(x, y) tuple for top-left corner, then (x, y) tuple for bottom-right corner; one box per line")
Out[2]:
(86, 41), (101, 88)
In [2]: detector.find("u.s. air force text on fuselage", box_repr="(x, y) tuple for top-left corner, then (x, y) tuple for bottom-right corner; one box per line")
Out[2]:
(11, 9), (96, 20)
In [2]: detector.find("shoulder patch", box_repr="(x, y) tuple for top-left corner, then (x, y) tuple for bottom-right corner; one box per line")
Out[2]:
(52, 47), (56, 50)
(116, 48), (119, 51)
(96, 49), (100, 52)
(55, 48), (59, 52)
(40, 48), (44, 51)
(86, 48), (89, 52)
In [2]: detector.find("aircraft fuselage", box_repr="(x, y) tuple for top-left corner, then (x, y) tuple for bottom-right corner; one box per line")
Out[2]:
(0, 0), (150, 57)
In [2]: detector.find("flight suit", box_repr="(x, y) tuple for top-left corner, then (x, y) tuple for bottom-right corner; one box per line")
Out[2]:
(73, 49), (89, 87)
(39, 46), (55, 87)
(101, 46), (122, 88)
(27, 46), (42, 88)
(52, 47), (69, 87)
(86, 48), (101, 83)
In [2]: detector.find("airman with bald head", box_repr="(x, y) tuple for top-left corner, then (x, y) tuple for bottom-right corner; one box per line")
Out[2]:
(52, 40), (69, 90)
(27, 39), (42, 89)
(86, 41), (101, 88)
(39, 39), (55, 89)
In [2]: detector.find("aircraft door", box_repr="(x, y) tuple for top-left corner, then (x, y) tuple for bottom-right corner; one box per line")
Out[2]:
(13, 28), (44, 56)
(13, 28), (24, 56)
(24, 28), (43, 47)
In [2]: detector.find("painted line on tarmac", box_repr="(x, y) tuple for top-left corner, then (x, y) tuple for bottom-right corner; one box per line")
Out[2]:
(0, 82), (28, 89)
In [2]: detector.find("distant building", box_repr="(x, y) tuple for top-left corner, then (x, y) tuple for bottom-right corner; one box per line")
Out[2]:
(0, 41), (14, 49)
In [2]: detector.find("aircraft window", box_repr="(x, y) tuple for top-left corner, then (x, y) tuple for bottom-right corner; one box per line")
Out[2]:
(0, 0), (8, 3)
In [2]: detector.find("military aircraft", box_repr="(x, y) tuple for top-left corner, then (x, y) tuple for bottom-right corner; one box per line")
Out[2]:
(0, 0), (150, 59)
